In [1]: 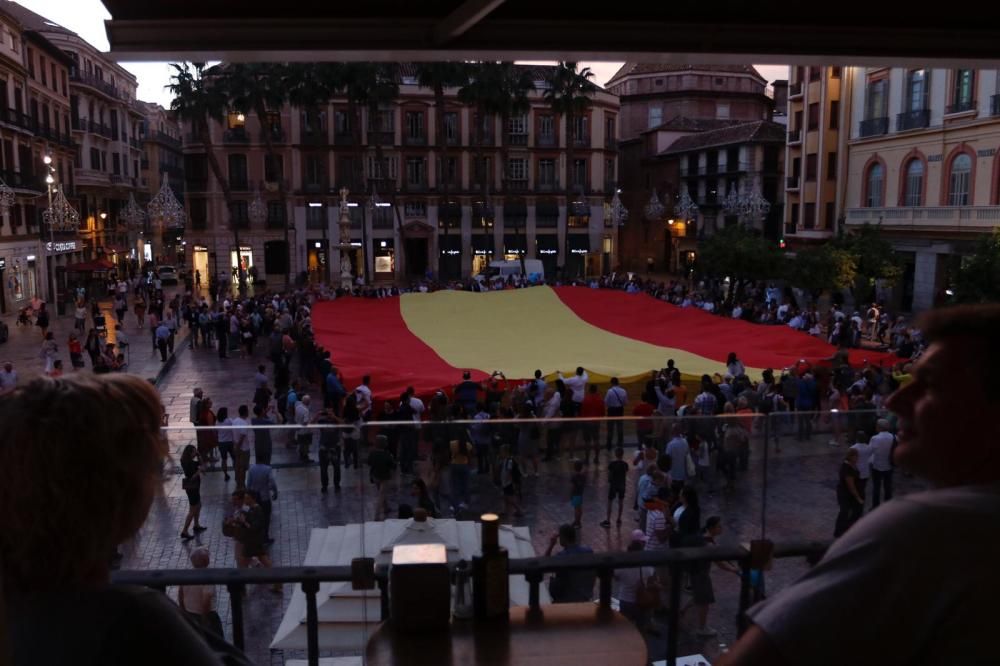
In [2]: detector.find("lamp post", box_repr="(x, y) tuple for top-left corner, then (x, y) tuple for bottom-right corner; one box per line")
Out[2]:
(42, 154), (80, 314)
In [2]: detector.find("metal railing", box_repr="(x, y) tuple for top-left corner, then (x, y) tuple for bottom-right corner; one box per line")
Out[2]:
(223, 128), (250, 143)
(403, 133), (427, 146)
(507, 132), (528, 146)
(155, 130), (182, 148)
(367, 130), (394, 146)
(537, 134), (557, 147)
(896, 109), (930, 131)
(858, 117), (888, 138)
(786, 175), (800, 189)
(787, 128), (801, 143)
(112, 540), (828, 666)
(991, 94), (1000, 117)
(70, 70), (125, 100)
(946, 99), (976, 114)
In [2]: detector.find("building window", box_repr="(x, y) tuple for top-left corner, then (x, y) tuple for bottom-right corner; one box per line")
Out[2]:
(371, 108), (394, 132)
(539, 115), (555, 140)
(306, 204), (326, 229)
(805, 153), (817, 181)
(267, 201), (285, 227)
(189, 199), (207, 230)
(831, 67), (842, 79)
(443, 112), (458, 142)
(538, 159), (556, 187)
(809, 67), (820, 82)
(404, 201), (426, 217)
(265, 155), (283, 183)
(605, 159), (615, 185)
(405, 111), (424, 140)
(441, 156), (458, 186)
(906, 70), (928, 112)
(573, 116), (588, 143)
(825, 202), (836, 229)
(112, 153), (121, 175)
(227, 111), (245, 129)
(947, 153), (971, 206)
(508, 114), (527, 135)
(230, 201), (249, 229)
(865, 162), (884, 207)
(804, 202), (816, 229)
(507, 157), (527, 180)
(903, 158), (924, 206)
(605, 116), (616, 142)
(305, 155), (324, 187)
(648, 106), (662, 129)
(89, 147), (100, 170)
(830, 100), (840, 129)
(571, 159), (587, 190)
(865, 78), (888, 119)
(228, 154), (248, 189)
(716, 102), (730, 119)
(808, 102), (819, 130)
(405, 157), (426, 187)
(827, 152), (837, 180)
(950, 70), (975, 113)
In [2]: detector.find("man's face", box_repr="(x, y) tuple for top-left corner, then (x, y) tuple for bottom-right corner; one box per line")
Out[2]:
(886, 337), (997, 486)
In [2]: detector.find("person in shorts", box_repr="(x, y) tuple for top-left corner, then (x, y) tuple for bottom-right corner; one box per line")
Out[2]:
(569, 459), (585, 528)
(602, 447), (629, 527)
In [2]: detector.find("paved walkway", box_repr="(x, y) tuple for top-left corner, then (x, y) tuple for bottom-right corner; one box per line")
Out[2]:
(120, 338), (927, 665)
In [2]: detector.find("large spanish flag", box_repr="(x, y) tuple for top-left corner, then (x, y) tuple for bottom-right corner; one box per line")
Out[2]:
(311, 287), (893, 400)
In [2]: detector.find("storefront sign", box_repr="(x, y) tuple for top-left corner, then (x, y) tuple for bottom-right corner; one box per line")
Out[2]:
(26, 255), (36, 262)
(193, 245), (209, 252)
(0, 257), (5, 270)
(45, 241), (77, 252)
(538, 249), (558, 255)
(440, 249), (461, 256)
(570, 248), (589, 255)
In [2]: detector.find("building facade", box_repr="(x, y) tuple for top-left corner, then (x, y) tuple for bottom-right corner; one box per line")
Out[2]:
(180, 64), (620, 287)
(612, 64), (781, 272)
(0, 4), (80, 313)
(843, 66), (1000, 311)
(783, 66), (849, 246)
(137, 100), (184, 266)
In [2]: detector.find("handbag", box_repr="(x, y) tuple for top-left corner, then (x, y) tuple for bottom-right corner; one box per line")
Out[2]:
(635, 568), (661, 610)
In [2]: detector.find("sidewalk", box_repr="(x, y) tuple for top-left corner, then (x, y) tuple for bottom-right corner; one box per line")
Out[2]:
(0, 290), (189, 385)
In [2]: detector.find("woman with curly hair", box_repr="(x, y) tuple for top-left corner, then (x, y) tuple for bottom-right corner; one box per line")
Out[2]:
(1, 373), (251, 664)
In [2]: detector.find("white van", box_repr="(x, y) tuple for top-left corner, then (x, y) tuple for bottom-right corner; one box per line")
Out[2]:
(476, 259), (545, 284)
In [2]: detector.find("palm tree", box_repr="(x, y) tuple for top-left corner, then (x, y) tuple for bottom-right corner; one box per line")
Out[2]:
(168, 63), (243, 293)
(415, 62), (469, 277)
(223, 62), (293, 286)
(544, 62), (597, 280)
(494, 63), (535, 276)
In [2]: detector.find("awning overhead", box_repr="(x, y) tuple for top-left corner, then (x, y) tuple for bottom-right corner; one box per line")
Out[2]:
(100, 0), (1000, 64)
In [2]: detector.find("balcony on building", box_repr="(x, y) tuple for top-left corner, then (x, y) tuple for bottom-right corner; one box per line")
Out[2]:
(401, 178), (427, 193)
(537, 132), (557, 148)
(472, 131), (495, 147)
(333, 129), (354, 145)
(789, 81), (804, 98)
(301, 128), (329, 145)
(367, 130), (394, 146)
(846, 205), (1000, 232)
(87, 119), (115, 139)
(572, 134), (590, 149)
(403, 131), (427, 147)
(140, 157), (150, 170)
(302, 180), (328, 195)
(946, 100), (976, 114)
(159, 163), (184, 179)
(506, 132), (528, 146)
(536, 178), (560, 193)
(70, 70), (124, 101)
(71, 115), (83, 132)
(155, 130), (182, 148)
(0, 168), (43, 192)
(896, 109), (930, 131)
(504, 178), (529, 193)
(261, 125), (285, 143)
(787, 175), (801, 190)
(603, 179), (617, 194)
(605, 137), (617, 151)
(788, 128), (802, 143)
(991, 94), (1000, 117)
(858, 116), (889, 138)
(223, 127), (250, 144)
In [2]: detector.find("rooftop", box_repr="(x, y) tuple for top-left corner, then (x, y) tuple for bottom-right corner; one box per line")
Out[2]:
(660, 119), (787, 154)
(607, 63), (766, 87)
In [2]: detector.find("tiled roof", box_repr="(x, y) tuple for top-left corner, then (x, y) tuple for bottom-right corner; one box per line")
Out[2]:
(660, 120), (787, 154)
(607, 62), (764, 86)
(0, 1), (76, 35)
(644, 115), (749, 133)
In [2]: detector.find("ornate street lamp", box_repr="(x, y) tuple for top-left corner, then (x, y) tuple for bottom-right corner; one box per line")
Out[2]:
(42, 184), (80, 231)
(673, 191), (699, 222)
(722, 182), (771, 224)
(609, 190), (628, 225)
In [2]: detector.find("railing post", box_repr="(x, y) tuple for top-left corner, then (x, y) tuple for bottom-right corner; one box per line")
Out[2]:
(597, 566), (613, 610)
(666, 561), (683, 666)
(302, 579), (320, 666)
(525, 568), (543, 612)
(225, 582), (246, 651)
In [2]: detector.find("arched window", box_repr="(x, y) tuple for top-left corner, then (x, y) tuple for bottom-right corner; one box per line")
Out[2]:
(865, 162), (884, 207)
(903, 159), (923, 207)
(948, 153), (971, 206)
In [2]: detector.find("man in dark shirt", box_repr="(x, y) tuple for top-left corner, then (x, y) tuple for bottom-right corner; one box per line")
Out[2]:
(454, 371), (481, 415)
(367, 435), (395, 520)
(602, 447), (630, 527)
(315, 408), (342, 493)
(250, 405), (274, 462)
(545, 524), (595, 603)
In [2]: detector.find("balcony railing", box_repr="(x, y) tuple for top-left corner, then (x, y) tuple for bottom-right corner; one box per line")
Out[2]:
(302, 182), (329, 194)
(504, 178), (529, 193)
(846, 205), (1000, 232)
(789, 81), (804, 97)
(896, 109), (930, 131)
(87, 119), (114, 139)
(159, 163), (184, 178)
(858, 116), (889, 138)
(991, 94), (1000, 117)
(787, 128), (801, 143)
(572, 135), (590, 148)
(230, 178), (250, 192)
(367, 130), (394, 146)
(300, 130), (328, 145)
(787, 175), (801, 189)
(506, 133), (528, 146)
(402, 180), (428, 193)
(536, 179), (560, 193)
(155, 130), (182, 148)
(261, 126), (285, 143)
(223, 128), (250, 143)
(531, 134), (554, 149)
(112, 539), (829, 666)
(333, 131), (355, 146)
(403, 133), (427, 146)
(605, 138), (617, 151)
(946, 99), (976, 114)
(0, 168), (43, 192)
(70, 70), (124, 101)
(472, 132), (495, 146)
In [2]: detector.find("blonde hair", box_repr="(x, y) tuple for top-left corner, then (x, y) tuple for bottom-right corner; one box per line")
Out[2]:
(0, 374), (167, 596)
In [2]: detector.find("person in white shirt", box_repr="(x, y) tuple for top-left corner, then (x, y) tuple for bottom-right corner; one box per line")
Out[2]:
(353, 376), (373, 418)
(0, 362), (17, 394)
(542, 387), (563, 460)
(788, 313), (805, 330)
(558, 367), (589, 413)
(868, 419), (895, 507)
(294, 395), (313, 463)
(230, 405), (253, 490)
(776, 302), (790, 321)
(664, 424), (690, 491)
(604, 378), (628, 449)
(849, 430), (874, 505)
(731, 305), (743, 319)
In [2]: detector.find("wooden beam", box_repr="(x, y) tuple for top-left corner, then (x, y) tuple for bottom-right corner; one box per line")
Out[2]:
(431, 0), (507, 45)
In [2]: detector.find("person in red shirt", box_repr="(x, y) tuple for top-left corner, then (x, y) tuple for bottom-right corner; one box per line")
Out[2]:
(579, 383), (606, 464)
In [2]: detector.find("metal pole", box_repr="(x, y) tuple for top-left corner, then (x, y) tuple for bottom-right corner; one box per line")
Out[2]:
(761, 413), (770, 540)
(47, 185), (55, 308)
